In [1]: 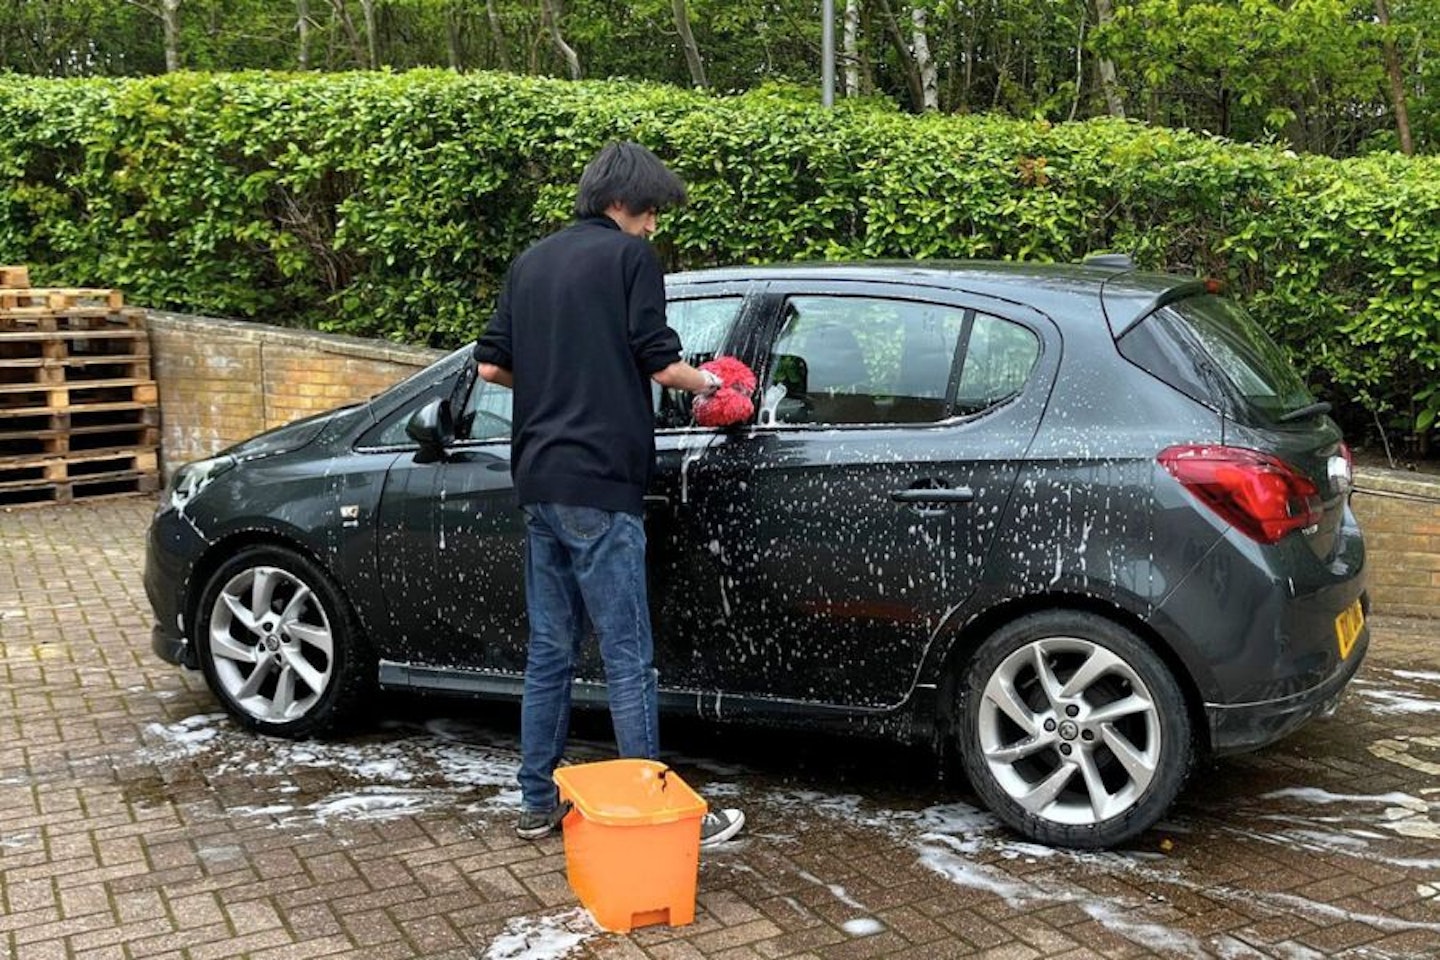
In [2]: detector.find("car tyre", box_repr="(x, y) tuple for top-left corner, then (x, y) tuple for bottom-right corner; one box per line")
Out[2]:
(195, 544), (373, 738)
(958, 611), (1193, 848)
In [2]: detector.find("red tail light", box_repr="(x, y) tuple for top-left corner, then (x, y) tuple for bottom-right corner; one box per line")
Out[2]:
(1159, 445), (1322, 544)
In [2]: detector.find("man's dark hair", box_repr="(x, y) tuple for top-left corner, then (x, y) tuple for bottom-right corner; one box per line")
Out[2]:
(573, 141), (687, 218)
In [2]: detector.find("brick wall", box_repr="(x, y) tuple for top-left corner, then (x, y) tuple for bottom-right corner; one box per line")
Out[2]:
(1352, 468), (1440, 619)
(146, 312), (444, 474)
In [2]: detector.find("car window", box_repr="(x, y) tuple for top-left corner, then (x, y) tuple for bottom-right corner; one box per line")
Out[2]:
(357, 365), (463, 449)
(655, 296), (745, 428)
(953, 314), (1041, 416)
(766, 296), (966, 425)
(1167, 296), (1314, 420)
(455, 377), (513, 442)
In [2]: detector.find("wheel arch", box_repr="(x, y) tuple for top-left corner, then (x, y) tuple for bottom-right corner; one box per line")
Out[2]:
(929, 592), (1212, 758)
(183, 528), (360, 646)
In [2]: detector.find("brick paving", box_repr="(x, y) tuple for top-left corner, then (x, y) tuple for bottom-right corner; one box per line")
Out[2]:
(3, 497), (1440, 960)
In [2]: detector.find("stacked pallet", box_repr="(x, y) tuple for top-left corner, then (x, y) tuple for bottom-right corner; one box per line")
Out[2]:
(0, 265), (160, 506)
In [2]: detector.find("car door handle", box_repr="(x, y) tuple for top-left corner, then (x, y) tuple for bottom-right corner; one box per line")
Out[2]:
(890, 486), (975, 505)
(643, 495), (670, 508)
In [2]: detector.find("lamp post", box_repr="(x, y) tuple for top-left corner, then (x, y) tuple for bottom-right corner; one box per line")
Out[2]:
(821, 0), (836, 107)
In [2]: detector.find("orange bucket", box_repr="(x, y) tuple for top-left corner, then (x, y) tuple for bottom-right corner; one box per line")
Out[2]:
(553, 759), (708, 933)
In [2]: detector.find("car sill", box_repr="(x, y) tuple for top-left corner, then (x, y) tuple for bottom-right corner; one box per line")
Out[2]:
(377, 660), (899, 723)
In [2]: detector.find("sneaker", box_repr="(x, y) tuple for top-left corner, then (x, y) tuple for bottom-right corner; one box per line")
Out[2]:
(515, 808), (562, 840)
(700, 808), (745, 847)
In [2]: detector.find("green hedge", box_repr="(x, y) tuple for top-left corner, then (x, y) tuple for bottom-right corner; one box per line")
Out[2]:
(2, 70), (1437, 441)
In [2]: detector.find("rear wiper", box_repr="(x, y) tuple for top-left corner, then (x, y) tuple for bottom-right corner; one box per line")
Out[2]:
(1276, 401), (1332, 423)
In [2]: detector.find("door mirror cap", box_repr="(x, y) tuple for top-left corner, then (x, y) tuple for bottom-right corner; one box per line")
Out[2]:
(406, 399), (455, 461)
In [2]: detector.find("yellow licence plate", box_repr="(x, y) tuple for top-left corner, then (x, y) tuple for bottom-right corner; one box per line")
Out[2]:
(1336, 599), (1364, 659)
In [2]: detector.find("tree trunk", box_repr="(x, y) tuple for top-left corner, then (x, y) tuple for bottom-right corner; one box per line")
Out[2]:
(910, 6), (938, 111)
(446, 1), (462, 70)
(874, 0), (923, 110)
(484, 0), (513, 71)
(1092, 0), (1125, 118)
(539, 0), (581, 79)
(161, 0), (181, 71)
(1070, 15), (1085, 120)
(359, 0), (378, 68)
(1374, 0), (1415, 155)
(297, 0), (311, 69)
(325, 0), (367, 66)
(672, 0), (707, 88)
(843, 0), (861, 97)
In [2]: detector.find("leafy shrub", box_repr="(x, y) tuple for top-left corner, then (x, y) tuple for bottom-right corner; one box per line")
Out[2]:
(1, 70), (1436, 444)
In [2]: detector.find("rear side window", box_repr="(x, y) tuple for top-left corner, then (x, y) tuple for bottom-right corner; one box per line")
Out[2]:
(954, 314), (1040, 416)
(1118, 295), (1314, 422)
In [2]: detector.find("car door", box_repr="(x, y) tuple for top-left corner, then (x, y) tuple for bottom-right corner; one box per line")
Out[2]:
(667, 282), (1053, 709)
(370, 364), (528, 670)
(375, 288), (757, 679)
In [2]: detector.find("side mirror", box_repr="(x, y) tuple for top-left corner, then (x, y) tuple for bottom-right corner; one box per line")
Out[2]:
(406, 398), (455, 463)
(759, 354), (812, 425)
(771, 353), (808, 397)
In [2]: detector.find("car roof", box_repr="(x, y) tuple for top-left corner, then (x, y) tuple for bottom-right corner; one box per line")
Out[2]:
(667, 260), (1201, 335)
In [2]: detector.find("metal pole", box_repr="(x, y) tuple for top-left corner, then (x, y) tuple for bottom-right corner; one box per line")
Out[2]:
(821, 0), (836, 107)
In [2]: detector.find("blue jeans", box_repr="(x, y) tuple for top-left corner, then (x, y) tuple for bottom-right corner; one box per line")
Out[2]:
(518, 502), (660, 813)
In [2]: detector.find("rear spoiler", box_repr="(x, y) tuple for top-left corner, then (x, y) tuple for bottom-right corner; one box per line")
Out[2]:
(1106, 279), (1210, 338)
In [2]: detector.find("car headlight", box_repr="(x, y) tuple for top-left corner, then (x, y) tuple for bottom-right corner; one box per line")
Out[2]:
(165, 455), (237, 511)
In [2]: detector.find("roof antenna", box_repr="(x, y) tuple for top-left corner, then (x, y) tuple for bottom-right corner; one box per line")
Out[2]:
(1083, 253), (1136, 271)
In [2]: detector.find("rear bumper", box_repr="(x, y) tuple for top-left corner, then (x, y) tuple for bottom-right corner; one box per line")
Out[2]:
(1205, 625), (1369, 755)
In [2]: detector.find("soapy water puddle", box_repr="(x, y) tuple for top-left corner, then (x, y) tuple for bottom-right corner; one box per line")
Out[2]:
(125, 694), (1440, 958)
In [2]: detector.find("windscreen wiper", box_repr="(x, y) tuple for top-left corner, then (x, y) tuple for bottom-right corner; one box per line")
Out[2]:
(1276, 401), (1332, 423)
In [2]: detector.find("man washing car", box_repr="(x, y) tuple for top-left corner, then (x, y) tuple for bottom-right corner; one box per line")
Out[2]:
(473, 141), (745, 845)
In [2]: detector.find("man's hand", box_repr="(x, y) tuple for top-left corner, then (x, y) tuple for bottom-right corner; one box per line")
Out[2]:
(478, 362), (514, 388)
(652, 360), (720, 395)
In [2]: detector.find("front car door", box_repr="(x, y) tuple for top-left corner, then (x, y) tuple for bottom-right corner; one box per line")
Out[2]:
(374, 288), (757, 691)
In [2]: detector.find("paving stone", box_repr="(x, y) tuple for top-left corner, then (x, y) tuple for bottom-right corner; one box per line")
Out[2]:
(5, 499), (1440, 959)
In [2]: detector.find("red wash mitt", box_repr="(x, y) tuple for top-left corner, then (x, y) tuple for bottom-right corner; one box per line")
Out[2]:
(693, 356), (757, 427)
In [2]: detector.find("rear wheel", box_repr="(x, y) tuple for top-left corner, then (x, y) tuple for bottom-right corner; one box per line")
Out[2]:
(195, 545), (372, 737)
(958, 611), (1193, 848)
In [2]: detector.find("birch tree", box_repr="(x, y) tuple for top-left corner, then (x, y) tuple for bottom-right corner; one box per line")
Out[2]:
(672, 0), (707, 87)
(911, 5), (937, 110)
(539, 0), (580, 79)
(843, 0), (861, 95)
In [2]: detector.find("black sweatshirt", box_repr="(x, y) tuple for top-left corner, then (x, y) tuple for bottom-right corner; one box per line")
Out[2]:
(472, 217), (683, 515)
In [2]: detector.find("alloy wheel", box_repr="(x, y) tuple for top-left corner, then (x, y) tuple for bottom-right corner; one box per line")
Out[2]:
(977, 636), (1162, 826)
(207, 564), (335, 724)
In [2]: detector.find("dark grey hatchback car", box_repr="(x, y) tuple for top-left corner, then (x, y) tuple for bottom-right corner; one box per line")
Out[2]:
(145, 260), (1369, 848)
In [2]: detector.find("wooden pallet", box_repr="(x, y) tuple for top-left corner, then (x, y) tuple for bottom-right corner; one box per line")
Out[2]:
(0, 306), (146, 331)
(0, 288), (128, 313)
(0, 446), (159, 508)
(0, 270), (160, 507)
(0, 445), (157, 477)
(0, 378), (159, 411)
(0, 408), (161, 458)
(0, 471), (160, 507)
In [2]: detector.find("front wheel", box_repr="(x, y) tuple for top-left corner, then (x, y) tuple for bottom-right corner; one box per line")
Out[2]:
(195, 544), (373, 737)
(958, 611), (1193, 849)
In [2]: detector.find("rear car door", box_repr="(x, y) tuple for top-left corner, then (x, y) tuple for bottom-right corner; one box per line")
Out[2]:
(666, 282), (1052, 709)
